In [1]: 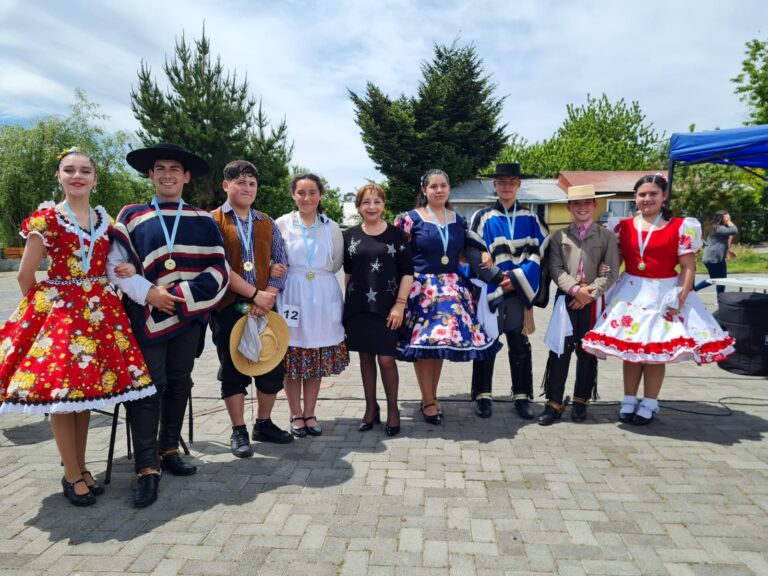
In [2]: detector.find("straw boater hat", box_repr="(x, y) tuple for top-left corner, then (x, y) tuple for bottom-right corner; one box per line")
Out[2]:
(229, 311), (290, 376)
(126, 143), (210, 179)
(561, 184), (615, 202)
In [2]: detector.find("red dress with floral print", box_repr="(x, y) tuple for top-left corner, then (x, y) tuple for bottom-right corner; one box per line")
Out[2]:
(0, 206), (155, 414)
(582, 217), (735, 364)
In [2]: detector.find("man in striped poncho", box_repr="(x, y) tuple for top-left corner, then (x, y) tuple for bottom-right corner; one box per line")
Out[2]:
(108, 143), (229, 508)
(469, 163), (549, 419)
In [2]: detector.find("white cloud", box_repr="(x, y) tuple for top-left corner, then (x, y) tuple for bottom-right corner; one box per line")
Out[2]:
(1, 0), (766, 194)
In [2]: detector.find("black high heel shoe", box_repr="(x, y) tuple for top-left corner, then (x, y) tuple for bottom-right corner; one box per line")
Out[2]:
(358, 405), (381, 432)
(81, 470), (105, 496)
(61, 477), (96, 507)
(420, 403), (442, 425)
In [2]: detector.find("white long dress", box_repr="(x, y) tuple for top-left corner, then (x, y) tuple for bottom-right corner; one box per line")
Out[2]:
(276, 212), (345, 349)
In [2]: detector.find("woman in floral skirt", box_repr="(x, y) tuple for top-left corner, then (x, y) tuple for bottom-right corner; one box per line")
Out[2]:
(0, 148), (155, 506)
(582, 174), (734, 425)
(395, 169), (500, 425)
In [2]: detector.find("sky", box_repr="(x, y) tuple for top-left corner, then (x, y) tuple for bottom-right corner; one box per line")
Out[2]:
(1, 0), (766, 194)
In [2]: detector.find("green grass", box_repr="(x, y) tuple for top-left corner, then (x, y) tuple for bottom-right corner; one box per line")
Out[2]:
(696, 244), (768, 274)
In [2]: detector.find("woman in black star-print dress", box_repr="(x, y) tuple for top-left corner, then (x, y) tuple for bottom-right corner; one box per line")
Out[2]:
(343, 184), (413, 436)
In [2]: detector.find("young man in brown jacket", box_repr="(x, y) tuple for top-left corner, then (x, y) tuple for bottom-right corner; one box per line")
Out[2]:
(539, 184), (620, 425)
(210, 160), (292, 456)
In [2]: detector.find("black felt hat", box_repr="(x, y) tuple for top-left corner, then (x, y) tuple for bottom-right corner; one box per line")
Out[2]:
(479, 163), (524, 179)
(126, 143), (209, 179)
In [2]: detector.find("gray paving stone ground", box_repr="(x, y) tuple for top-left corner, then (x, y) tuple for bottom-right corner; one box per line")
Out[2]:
(1, 271), (767, 575)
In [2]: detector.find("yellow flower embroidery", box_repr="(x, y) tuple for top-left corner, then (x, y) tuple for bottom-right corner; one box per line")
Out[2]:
(27, 216), (48, 234)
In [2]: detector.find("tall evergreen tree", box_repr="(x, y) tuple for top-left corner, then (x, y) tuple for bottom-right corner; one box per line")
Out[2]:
(130, 27), (292, 210)
(349, 40), (506, 213)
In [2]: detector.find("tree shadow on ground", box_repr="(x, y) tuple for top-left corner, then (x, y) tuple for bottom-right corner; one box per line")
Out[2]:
(22, 416), (391, 545)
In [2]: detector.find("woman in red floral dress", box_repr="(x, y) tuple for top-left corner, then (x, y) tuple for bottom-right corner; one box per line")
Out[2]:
(582, 174), (734, 425)
(0, 148), (155, 506)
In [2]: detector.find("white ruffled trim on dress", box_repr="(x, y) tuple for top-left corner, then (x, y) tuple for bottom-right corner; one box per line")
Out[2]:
(54, 205), (110, 241)
(0, 384), (157, 415)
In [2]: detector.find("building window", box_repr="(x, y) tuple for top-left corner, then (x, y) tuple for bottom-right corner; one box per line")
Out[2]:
(606, 199), (637, 217)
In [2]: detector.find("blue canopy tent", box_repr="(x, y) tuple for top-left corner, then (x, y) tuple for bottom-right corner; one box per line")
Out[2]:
(669, 125), (768, 377)
(668, 124), (768, 192)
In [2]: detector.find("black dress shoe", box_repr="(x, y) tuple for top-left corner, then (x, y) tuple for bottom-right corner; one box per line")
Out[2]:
(571, 402), (588, 422)
(384, 424), (400, 437)
(631, 412), (654, 426)
(618, 409), (636, 423)
(537, 405), (562, 426)
(61, 477), (96, 507)
(290, 416), (307, 438)
(81, 470), (105, 496)
(304, 416), (322, 436)
(160, 453), (197, 476)
(514, 399), (534, 420)
(420, 403), (443, 425)
(132, 472), (160, 509)
(252, 418), (294, 444)
(475, 397), (493, 418)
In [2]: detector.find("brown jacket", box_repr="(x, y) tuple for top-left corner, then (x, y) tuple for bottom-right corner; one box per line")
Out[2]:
(211, 207), (273, 310)
(549, 222), (619, 299)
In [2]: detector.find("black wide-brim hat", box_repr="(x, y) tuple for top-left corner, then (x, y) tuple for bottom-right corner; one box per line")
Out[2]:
(126, 143), (209, 179)
(480, 163), (526, 179)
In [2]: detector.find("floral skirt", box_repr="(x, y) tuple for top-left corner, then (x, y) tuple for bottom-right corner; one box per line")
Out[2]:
(582, 273), (735, 364)
(397, 272), (501, 362)
(284, 343), (350, 379)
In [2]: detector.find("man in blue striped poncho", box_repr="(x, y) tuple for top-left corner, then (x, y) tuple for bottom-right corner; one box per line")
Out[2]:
(470, 164), (550, 419)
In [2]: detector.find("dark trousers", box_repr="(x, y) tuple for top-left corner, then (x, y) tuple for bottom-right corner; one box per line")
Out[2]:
(694, 260), (727, 294)
(471, 330), (532, 400)
(125, 324), (201, 472)
(542, 297), (597, 404)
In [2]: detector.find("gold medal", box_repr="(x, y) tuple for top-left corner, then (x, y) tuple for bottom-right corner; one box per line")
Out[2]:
(638, 261), (646, 271)
(243, 261), (254, 272)
(306, 270), (315, 280)
(82, 280), (93, 293)
(440, 255), (449, 265)
(165, 258), (176, 271)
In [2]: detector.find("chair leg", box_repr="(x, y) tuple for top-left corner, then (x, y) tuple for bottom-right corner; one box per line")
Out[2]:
(105, 404), (120, 485)
(125, 407), (133, 460)
(188, 391), (193, 445)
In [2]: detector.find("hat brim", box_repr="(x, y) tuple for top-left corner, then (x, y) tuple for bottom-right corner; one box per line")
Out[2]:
(229, 311), (290, 376)
(553, 193), (616, 203)
(126, 147), (209, 179)
(478, 172), (532, 179)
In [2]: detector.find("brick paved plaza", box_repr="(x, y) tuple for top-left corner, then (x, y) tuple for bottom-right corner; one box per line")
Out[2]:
(1, 272), (767, 575)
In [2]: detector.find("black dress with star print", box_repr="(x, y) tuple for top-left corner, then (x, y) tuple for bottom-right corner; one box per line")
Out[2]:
(343, 224), (414, 354)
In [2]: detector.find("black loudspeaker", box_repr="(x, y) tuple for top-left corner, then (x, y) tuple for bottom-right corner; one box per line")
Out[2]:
(713, 292), (768, 376)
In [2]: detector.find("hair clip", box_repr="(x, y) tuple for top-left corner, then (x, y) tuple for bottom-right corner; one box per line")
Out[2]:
(56, 146), (80, 160)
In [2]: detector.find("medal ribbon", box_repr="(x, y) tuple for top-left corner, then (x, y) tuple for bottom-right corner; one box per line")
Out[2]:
(62, 201), (96, 274)
(232, 209), (254, 265)
(298, 213), (319, 270)
(152, 196), (184, 262)
(636, 212), (664, 265)
(425, 205), (450, 257)
(503, 202), (518, 242)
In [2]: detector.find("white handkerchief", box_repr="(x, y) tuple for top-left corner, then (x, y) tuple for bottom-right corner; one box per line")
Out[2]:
(544, 295), (573, 356)
(238, 315), (268, 362)
(470, 278), (499, 340)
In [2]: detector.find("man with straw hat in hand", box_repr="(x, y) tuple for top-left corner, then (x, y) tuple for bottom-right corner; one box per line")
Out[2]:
(108, 143), (229, 508)
(538, 184), (619, 425)
(210, 160), (293, 458)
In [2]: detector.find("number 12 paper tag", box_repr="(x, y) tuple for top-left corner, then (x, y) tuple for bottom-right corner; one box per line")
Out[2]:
(279, 304), (300, 327)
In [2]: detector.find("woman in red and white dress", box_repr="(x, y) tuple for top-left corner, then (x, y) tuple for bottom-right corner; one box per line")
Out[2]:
(582, 174), (734, 425)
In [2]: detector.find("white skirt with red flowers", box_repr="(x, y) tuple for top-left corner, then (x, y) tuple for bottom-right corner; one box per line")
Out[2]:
(582, 273), (735, 364)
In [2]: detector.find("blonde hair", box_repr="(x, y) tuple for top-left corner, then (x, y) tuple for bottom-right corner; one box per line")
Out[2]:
(355, 183), (386, 208)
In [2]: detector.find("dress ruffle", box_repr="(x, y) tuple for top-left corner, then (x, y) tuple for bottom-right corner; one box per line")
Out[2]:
(397, 272), (501, 362)
(582, 273), (735, 364)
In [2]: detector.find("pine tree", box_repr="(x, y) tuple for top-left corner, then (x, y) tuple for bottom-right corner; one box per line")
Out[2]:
(130, 27), (292, 210)
(349, 40), (506, 213)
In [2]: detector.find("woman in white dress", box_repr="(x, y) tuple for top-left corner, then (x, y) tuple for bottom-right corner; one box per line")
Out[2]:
(276, 173), (348, 437)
